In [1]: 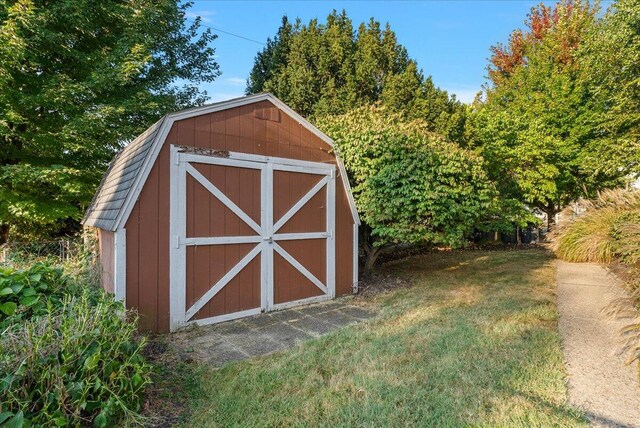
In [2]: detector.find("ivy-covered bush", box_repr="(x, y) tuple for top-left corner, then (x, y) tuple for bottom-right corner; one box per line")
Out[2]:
(0, 292), (150, 427)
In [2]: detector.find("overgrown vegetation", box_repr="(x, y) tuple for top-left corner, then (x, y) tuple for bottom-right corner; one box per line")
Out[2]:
(0, 256), (151, 427)
(0, 263), (70, 329)
(179, 249), (585, 427)
(1, 293), (150, 427)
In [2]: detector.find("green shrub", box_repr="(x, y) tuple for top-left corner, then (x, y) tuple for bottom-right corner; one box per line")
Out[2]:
(0, 263), (73, 330)
(0, 292), (151, 427)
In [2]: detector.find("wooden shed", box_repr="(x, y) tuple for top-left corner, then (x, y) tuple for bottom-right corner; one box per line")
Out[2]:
(83, 93), (360, 332)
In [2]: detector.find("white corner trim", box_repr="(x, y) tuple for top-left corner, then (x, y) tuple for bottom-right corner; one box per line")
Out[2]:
(169, 145), (187, 332)
(110, 93), (360, 232)
(113, 227), (126, 303)
(353, 223), (359, 294)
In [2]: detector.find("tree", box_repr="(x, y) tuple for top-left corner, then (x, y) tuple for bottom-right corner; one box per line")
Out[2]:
(471, 0), (614, 226)
(247, 10), (466, 143)
(245, 16), (293, 96)
(579, 0), (640, 184)
(0, 0), (219, 243)
(319, 105), (496, 272)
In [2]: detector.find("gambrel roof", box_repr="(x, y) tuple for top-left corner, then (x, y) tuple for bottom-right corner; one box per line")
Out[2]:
(82, 93), (360, 231)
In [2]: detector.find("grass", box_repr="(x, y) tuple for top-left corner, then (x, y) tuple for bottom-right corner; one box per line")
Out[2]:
(552, 188), (640, 263)
(176, 248), (585, 427)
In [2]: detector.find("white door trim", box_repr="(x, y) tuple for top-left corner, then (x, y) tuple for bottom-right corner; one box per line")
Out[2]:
(169, 146), (336, 331)
(185, 163), (262, 235)
(185, 243), (262, 321)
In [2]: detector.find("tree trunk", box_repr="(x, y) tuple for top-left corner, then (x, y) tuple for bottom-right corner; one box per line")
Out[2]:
(363, 246), (383, 277)
(516, 226), (522, 245)
(0, 224), (8, 245)
(545, 205), (557, 232)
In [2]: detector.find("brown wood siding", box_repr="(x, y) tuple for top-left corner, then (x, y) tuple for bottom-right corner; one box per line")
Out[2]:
(98, 229), (114, 294)
(124, 100), (355, 332)
(185, 163), (262, 319)
(272, 169), (327, 304)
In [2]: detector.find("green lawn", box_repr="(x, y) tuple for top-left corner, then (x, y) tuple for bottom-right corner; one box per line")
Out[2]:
(179, 249), (585, 427)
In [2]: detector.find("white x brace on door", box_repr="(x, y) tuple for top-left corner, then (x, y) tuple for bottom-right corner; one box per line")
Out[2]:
(169, 145), (336, 331)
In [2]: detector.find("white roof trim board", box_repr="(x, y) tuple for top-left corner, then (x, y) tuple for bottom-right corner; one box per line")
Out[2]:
(83, 93), (360, 231)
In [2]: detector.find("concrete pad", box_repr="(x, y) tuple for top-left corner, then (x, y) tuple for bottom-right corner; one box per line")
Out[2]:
(170, 299), (377, 367)
(260, 321), (314, 347)
(312, 309), (359, 327)
(205, 341), (249, 366)
(213, 320), (252, 335)
(297, 301), (347, 315)
(226, 331), (286, 357)
(242, 313), (279, 328)
(289, 315), (338, 336)
(269, 309), (306, 322)
(557, 261), (640, 428)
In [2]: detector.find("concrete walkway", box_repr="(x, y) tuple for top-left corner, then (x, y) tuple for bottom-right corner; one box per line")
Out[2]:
(557, 261), (640, 428)
(171, 300), (376, 367)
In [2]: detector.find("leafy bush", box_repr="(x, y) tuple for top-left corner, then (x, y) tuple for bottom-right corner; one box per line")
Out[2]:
(0, 292), (150, 427)
(0, 263), (72, 329)
(320, 105), (504, 271)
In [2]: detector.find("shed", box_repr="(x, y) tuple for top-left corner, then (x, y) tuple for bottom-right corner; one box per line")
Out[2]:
(83, 93), (360, 332)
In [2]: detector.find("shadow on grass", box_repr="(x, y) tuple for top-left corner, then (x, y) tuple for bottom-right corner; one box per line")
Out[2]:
(162, 248), (586, 427)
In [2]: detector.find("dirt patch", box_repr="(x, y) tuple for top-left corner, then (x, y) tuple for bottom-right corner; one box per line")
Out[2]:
(355, 271), (412, 298)
(141, 335), (199, 427)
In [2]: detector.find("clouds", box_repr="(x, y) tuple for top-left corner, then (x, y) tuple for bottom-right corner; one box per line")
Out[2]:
(184, 10), (216, 24)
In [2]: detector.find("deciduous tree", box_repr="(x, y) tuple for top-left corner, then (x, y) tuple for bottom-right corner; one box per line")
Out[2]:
(0, 0), (219, 242)
(471, 0), (615, 225)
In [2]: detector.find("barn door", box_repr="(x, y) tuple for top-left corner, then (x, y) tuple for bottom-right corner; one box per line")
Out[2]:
(169, 146), (335, 330)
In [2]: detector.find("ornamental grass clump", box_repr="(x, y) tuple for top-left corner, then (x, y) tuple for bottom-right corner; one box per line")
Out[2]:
(0, 292), (151, 427)
(552, 188), (640, 367)
(551, 188), (640, 263)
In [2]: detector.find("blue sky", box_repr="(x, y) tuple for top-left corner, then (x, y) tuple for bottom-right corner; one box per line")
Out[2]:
(188, 1), (609, 104)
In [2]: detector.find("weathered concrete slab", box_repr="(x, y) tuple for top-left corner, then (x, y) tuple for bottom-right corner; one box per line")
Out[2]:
(171, 299), (377, 367)
(557, 261), (640, 428)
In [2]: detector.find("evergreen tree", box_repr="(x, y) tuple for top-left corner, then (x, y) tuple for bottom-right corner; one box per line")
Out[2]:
(247, 10), (466, 143)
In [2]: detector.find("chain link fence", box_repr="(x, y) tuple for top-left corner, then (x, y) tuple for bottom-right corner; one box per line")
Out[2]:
(0, 239), (81, 265)
(0, 235), (101, 288)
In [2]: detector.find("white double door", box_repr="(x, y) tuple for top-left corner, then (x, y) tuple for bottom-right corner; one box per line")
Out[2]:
(169, 146), (336, 330)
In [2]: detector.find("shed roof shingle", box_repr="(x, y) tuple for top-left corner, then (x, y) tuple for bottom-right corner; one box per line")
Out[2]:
(82, 117), (164, 230)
